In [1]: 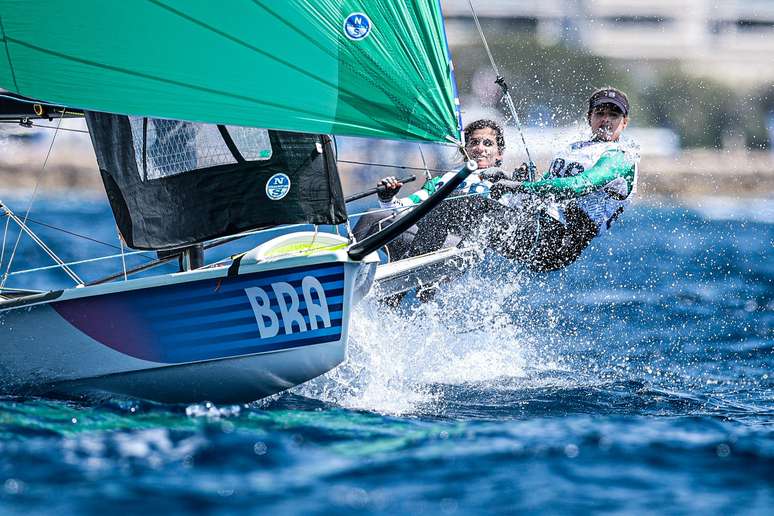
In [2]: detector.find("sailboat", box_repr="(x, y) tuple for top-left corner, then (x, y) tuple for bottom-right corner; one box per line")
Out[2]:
(0, 1), (474, 403)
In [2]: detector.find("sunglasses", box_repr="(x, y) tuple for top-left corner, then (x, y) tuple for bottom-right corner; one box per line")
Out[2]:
(591, 106), (624, 116)
(466, 137), (496, 148)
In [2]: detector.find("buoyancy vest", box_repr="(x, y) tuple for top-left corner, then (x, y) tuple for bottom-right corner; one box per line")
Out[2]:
(541, 138), (640, 232)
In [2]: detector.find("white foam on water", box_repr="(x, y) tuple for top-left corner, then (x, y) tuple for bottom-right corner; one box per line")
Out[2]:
(295, 258), (557, 416)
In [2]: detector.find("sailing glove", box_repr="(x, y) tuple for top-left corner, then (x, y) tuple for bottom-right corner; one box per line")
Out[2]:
(513, 162), (531, 181)
(377, 176), (402, 201)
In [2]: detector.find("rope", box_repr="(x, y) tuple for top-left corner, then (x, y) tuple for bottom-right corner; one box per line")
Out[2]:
(0, 120), (88, 134)
(344, 219), (355, 242)
(0, 93), (47, 106)
(5, 249), (149, 277)
(15, 122), (88, 134)
(417, 145), (433, 181)
(118, 227), (128, 281)
(311, 225), (319, 249)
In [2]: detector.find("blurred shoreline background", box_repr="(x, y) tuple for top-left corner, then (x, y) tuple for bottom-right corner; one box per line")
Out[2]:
(2, 0), (773, 202)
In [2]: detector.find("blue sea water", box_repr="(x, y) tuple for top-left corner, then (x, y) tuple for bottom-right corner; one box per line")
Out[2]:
(0, 195), (771, 514)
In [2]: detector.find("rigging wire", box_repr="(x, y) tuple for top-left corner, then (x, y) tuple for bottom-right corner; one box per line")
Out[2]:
(417, 145), (433, 181)
(466, 0), (501, 79)
(336, 159), (454, 174)
(1, 203), (83, 284)
(0, 120), (88, 133)
(5, 250), (148, 277)
(466, 0), (536, 180)
(466, 0), (544, 262)
(0, 216), (9, 271)
(20, 216), (152, 255)
(4, 186), (486, 281)
(0, 112), (84, 288)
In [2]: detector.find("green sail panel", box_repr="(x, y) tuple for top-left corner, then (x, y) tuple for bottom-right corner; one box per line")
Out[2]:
(0, 0), (460, 144)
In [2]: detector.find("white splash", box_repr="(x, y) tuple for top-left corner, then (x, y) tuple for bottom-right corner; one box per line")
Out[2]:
(295, 257), (555, 415)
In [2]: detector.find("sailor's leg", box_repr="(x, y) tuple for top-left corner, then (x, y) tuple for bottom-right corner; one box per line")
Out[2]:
(525, 206), (598, 272)
(521, 215), (569, 271)
(352, 211), (393, 241)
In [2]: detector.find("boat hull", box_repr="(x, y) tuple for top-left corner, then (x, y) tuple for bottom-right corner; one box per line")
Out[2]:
(0, 252), (375, 403)
(373, 247), (475, 299)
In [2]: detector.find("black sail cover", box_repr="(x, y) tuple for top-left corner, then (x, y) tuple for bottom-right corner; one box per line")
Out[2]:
(85, 112), (347, 250)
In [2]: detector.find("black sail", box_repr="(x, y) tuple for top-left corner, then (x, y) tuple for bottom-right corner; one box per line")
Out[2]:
(85, 112), (346, 250)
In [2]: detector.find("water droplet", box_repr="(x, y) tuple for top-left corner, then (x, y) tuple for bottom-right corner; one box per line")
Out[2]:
(4, 479), (22, 494)
(253, 442), (267, 455)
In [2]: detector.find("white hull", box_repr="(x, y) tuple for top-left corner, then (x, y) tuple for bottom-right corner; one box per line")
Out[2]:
(372, 247), (475, 299)
(0, 237), (377, 403)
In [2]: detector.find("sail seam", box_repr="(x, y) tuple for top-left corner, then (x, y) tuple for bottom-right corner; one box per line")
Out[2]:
(0, 16), (19, 92)
(142, 117), (148, 181)
(150, 0), (425, 138)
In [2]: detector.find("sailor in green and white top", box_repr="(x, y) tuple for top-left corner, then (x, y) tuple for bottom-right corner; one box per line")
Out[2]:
(368, 87), (640, 271)
(495, 87), (639, 233)
(377, 118), (509, 209)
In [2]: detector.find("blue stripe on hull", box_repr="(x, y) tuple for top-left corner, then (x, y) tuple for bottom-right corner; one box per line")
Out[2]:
(151, 297), (345, 333)
(154, 309), (344, 339)
(52, 262), (349, 363)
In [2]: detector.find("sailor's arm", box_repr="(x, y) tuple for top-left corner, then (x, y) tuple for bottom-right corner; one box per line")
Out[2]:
(377, 166), (508, 209)
(378, 175), (443, 209)
(521, 150), (636, 200)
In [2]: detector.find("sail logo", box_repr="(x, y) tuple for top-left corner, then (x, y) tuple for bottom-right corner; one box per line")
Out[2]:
(266, 173), (291, 200)
(344, 13), (371, 40)
(245, 276), (332, 339)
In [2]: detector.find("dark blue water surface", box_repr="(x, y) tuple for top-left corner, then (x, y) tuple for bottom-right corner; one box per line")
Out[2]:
(0, 195), (771, 514)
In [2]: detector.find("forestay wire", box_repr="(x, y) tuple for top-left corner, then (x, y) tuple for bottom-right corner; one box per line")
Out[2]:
(467, 0), (545, 263)
(466, 0), (536, 181)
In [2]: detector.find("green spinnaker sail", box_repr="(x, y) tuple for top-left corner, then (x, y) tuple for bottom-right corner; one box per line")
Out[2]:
(0, 0), (461, 144)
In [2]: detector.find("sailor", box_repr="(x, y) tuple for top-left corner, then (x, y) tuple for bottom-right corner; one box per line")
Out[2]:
(488, 86), (640, 271)
(351, 118), (513, 260)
